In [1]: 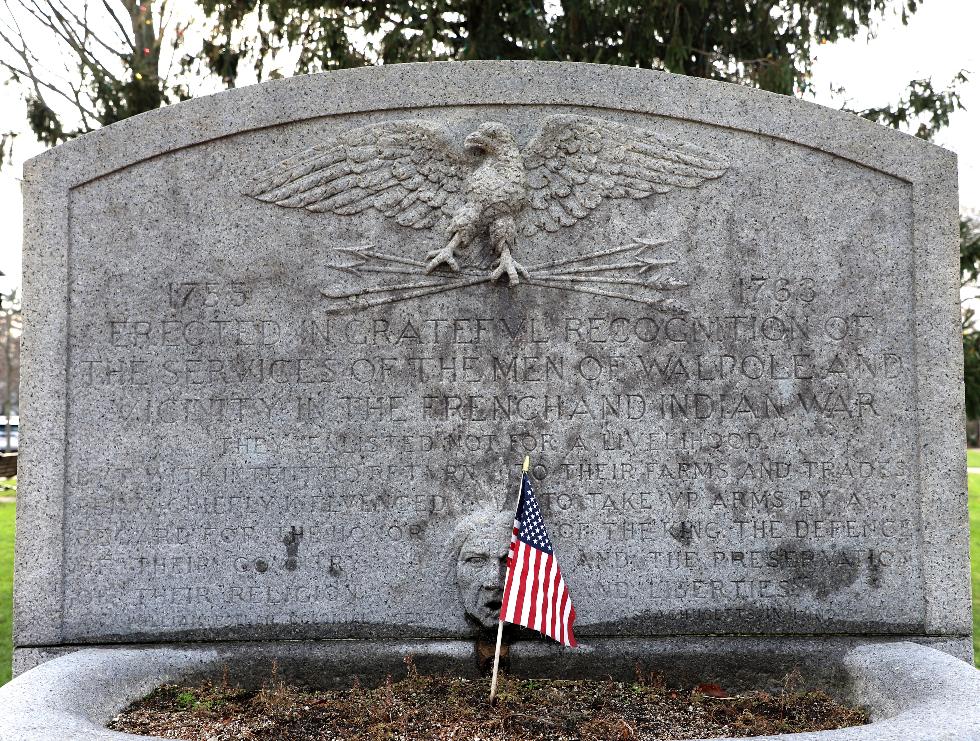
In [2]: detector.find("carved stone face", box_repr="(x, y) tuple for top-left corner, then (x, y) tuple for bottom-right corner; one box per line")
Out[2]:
(456, 524), (511, 629)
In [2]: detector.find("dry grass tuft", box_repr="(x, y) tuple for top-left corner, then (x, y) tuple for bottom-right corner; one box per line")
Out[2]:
(109, 663), (869, 741)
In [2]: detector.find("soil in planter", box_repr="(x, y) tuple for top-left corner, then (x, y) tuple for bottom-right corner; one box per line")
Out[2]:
(108, 661), (869, 740)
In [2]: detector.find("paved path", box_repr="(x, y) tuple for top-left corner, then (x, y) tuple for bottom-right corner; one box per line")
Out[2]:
(969, 467), (980, 475)
(0, 496), (14, 504)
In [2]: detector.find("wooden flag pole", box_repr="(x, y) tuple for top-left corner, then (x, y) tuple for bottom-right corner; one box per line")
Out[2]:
(490, 455), (529, 704)
(488, 607), (506, 704)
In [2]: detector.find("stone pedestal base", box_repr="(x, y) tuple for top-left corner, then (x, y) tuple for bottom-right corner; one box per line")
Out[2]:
(1, 638), (978, 739)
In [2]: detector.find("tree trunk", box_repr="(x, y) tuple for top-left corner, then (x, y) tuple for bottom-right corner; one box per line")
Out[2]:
(123, 0), (164, 114)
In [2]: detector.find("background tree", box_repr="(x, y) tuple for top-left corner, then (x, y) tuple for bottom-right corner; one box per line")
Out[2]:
(0, 1), (207, 148)
(193, 1), (958, 100)
(856, 72), (969, 141)
(0, 290), (20, 454)
(2, 2), (967, 147)
(961, 217), (980, 434)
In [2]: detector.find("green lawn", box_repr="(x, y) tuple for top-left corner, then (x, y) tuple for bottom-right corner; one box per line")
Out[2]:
(968, 449), (980, 469)
(0, 499), (12, 686)
(971, 473), (980, 663)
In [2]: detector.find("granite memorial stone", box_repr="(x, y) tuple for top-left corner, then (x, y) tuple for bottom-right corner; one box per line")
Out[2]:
(14, 62), (970, 681)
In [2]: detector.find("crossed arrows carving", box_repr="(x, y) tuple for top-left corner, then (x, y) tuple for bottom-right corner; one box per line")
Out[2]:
(320, 237), (688, 315)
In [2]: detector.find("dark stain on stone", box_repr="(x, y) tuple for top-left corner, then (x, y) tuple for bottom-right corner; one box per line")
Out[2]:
(668, 521), (694, 546)
(475, 634), (511, 675)
(782, 542), (861, 600)
(254, 559), (269, 573)
(283, 526), (303, 571)
(867, 551), (883, 589)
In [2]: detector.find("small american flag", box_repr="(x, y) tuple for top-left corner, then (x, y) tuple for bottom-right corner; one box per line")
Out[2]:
(500, 464), (577, 647)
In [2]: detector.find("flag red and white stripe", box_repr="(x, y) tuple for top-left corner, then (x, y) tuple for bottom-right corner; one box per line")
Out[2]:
(499, 468), (577, 647)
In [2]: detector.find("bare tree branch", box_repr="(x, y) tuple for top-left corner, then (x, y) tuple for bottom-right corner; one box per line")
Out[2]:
(101, 0), (134, 50)
(0, 55), (99, 120)
(20, 0), (79, 50)
(20, 0), (125, 112)
(0, 1), (49, 107)
(49, 0), (128, 61)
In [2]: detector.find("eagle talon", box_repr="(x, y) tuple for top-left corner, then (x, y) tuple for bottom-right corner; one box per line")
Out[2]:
(490, 251), (529, 286)
(425, 246), (460, 274)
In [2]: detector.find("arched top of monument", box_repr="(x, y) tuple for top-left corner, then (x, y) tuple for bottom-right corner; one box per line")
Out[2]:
(24, 60), (954, 187)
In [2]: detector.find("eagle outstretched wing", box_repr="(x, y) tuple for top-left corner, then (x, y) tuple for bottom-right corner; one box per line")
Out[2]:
(520, 115), (729, 235)
(243, 121), (468, 230)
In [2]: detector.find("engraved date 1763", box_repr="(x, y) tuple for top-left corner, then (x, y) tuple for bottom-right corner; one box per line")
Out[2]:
(736, 276), (817, 306)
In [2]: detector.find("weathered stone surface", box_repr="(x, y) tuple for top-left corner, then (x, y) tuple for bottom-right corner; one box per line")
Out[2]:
(2, 641), (979, 740)
(16, 62), (969, 663)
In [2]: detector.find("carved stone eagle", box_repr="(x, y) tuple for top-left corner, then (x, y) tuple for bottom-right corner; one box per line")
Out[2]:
(243, 115), (729, 285)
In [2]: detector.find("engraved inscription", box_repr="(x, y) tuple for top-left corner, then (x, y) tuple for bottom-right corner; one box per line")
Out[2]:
(62, 109), (920, 643)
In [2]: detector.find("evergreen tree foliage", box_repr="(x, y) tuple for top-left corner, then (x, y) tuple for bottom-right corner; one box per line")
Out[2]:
(961, 216), (980, 422)
(1, 2), (965, 147)
(195, 1), (925, 96)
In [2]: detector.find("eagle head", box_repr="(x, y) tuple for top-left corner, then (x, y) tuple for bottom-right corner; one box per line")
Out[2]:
(464, 122), (516, 157)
